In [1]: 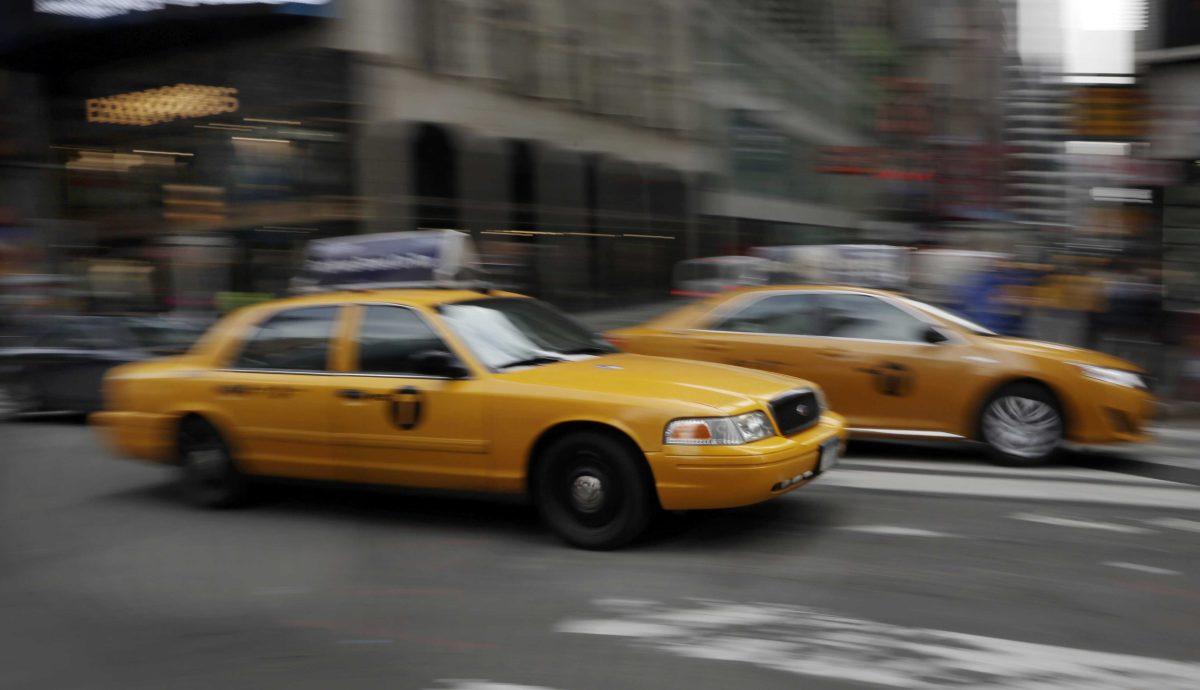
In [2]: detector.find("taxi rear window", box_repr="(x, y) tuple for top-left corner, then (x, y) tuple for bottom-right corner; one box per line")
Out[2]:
(232, 306), (339, 371)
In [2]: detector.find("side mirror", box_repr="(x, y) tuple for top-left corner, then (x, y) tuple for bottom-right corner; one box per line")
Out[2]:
(413, 350), (470, 379)
(923, 326), (950, 345)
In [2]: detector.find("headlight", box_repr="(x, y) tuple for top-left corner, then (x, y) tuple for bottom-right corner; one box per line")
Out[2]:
(1073, 363), (1146, 389)
(664, 411), (775, 445)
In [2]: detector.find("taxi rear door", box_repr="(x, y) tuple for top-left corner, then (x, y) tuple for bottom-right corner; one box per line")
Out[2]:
(328, 304), (488, 491)
(209, 305), (343, 478)
(675, 291), (830, 382)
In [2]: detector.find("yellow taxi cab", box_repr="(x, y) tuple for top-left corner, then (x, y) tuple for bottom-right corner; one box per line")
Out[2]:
(608, 285), (1155, 466)
(92, 289), (845, 549)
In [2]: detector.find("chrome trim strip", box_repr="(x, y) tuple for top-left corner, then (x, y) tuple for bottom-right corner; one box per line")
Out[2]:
(847, 427), (966, 440)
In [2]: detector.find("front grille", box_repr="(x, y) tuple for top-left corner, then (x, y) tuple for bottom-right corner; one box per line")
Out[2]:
(770, 389), (820, 436)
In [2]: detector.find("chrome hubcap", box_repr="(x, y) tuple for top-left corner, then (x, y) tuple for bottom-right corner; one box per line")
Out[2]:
(570, 474), (605, 513)
(983, 395), (1061, 458)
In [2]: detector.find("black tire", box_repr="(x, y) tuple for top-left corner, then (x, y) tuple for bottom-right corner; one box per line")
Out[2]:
(178, 417), (249, 508)
(533, 431), (657, 550)
(979, 382), (1064, 467)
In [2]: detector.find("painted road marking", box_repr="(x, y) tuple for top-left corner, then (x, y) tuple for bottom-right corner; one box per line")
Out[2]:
(841, 459), (1176, 485)
(817, 469), (1200, 510)
(1010, 513), (1152, 533)
(1149, 426), (1200, 443)
(1103, 561), (1182, 576)
(559, 599), (1200, 688)
(838, 525), (955, 537)
(426, 682), (561, 690)
(1148, 517), (1200, 533)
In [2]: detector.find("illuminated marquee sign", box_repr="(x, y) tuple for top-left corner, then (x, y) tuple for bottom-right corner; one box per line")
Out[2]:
(86, 84), (238, 126)
(36, 1), (330, 20)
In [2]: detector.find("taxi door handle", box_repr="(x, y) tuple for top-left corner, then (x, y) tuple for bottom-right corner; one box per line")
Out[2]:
(697, 343), (730, 351)
(336, 388), (364, 400)
(818, 348), (849, 359)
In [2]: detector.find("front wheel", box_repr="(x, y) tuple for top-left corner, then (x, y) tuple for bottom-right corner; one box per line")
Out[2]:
(533, 432), (656, 550)
(178, 417), (249, 507)
(980, 383), (1064, 466)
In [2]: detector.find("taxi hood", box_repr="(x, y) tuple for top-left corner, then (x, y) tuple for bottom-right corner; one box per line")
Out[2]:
(495, 353), (809, 415)
(983, 337), (1141, 371)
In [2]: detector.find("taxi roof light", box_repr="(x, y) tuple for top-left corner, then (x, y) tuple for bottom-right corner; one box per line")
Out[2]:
(290, 229), (490, 294)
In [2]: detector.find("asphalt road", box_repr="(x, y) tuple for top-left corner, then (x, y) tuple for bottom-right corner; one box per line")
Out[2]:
(2, 418), (1199, 690)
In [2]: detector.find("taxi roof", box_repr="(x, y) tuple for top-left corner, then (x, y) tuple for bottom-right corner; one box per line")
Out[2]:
(239, 288), (528, 313)
(722, 284), (902, 298)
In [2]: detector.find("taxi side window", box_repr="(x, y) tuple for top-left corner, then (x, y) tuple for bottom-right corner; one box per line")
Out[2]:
(709, 293), (822, 335)
(233, 306), (339, 371)
(355, 306), (448, 375)
(821, 294), (926, 342)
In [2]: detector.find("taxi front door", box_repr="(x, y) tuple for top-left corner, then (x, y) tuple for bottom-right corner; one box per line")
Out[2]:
(809, 293), (964, 432)
(329, 304), (488, 491)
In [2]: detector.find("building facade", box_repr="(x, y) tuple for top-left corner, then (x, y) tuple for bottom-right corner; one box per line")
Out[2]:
(2, 0), (887, 309)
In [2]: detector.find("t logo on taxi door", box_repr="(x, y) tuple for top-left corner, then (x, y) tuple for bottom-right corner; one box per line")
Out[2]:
(875, 361), (914, 397)
(858, 361), (915, 397)
(389, 386), (423, 430)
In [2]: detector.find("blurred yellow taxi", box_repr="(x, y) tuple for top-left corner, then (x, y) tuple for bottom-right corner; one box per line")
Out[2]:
(608, 286), (1154, 466)
(92, 289), (844, 549)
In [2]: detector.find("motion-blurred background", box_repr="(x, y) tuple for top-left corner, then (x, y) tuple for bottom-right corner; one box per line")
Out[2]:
(0, 0), (1197, 404)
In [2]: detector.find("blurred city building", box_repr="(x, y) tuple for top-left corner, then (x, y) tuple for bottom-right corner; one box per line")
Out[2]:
(1, 0), (902, 310)
(1003, 60), (1072, 232)
(1140, 0), (1200, 315)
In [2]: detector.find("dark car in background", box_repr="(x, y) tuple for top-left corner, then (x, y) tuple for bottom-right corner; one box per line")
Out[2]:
(0, 314), (208, 420)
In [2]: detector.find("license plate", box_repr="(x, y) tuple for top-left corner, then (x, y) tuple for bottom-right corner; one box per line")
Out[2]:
(818, 440), (839, 472)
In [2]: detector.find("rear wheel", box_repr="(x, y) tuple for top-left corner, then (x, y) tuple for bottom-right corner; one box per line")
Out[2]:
(980, 383), (1063, 466)
(533, 431), (656, 550)
(178, 417), (248, 507)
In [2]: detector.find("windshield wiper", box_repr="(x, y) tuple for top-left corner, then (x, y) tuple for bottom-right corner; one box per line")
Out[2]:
(497, 355), (566, 369)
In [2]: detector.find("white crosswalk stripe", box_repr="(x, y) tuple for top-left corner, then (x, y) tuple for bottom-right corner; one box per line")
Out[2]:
(838, 525), (956, 537)
(817, 460), (1200, 510)
(1148, 517), (1200, 533)
(559, 599), (1200, 689)
(1009, 513), (1152, 533)
(841, 459), (1173, 484)
(1102, 561), (1182, 576)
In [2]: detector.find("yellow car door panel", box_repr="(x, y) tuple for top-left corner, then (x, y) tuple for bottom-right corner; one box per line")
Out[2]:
(682, 291), (827, 376)
(211, 305), (343, 478)
(329, 304), (488, 491)
(816, 292), (972, 431)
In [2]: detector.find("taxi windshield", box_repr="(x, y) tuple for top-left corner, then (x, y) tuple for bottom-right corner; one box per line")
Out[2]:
(439, 297), (616, 370)
(898, 297), (997, 336)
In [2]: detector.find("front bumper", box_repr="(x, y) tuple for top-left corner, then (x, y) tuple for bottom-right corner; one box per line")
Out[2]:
(1065, 380), (1156, 445)
(647, 413), (845, 511)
